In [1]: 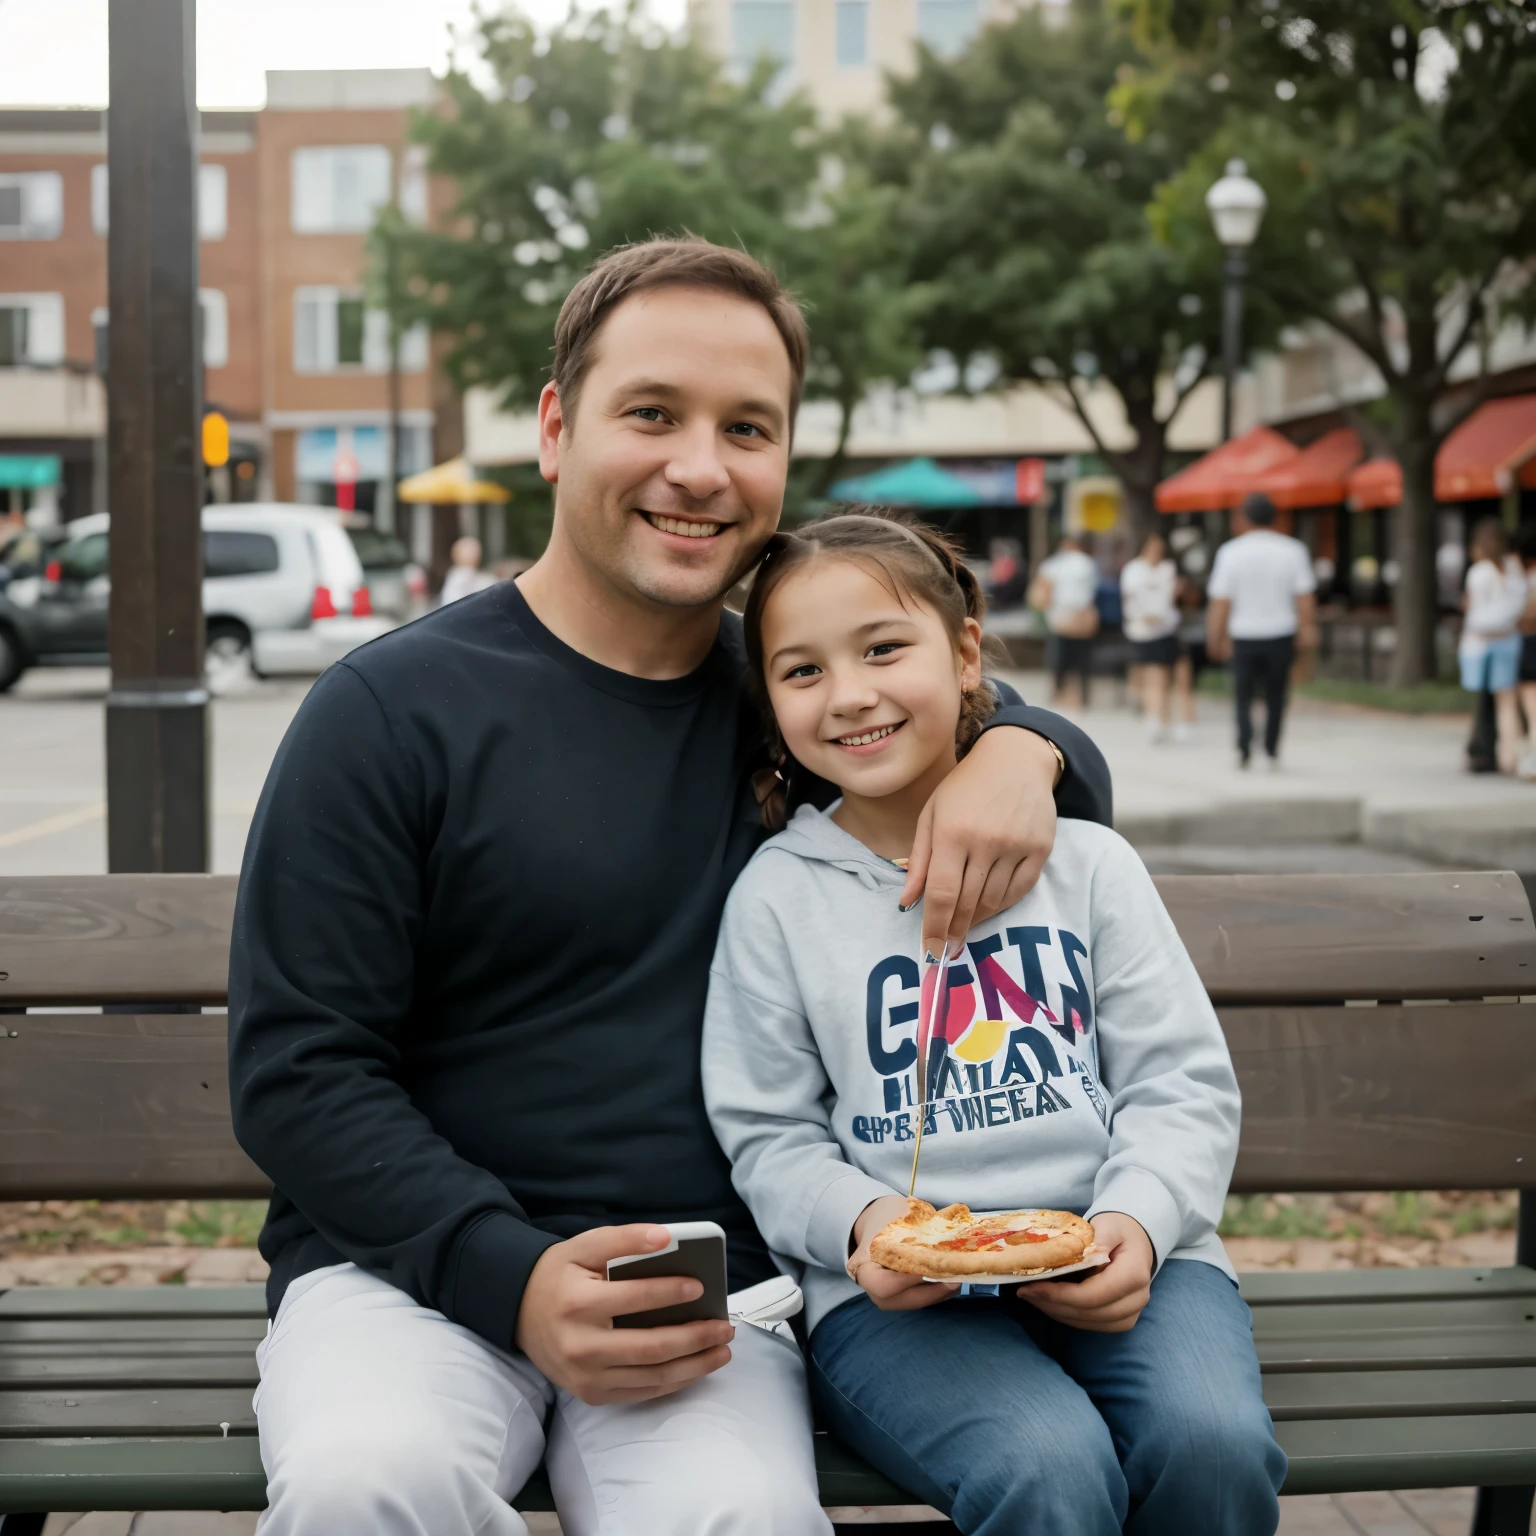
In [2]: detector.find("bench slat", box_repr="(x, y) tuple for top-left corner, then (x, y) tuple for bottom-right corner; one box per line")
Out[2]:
(1274, 1411), (1536, 1496)
(0, 1355), (259, 1390)
(1250, 1295), (1536, 1338)
(0, 1321), (267, 1346)
(1264, 1367), (1536, 1421)
(1157, 869), (1535, 1002)
(0, 1014), (268, 1199)
(0, 1288), (266, 1320)
(2, 870), (1528, 1011)
(9, 998), (1536, 1200)
(1226, 1002), (1536, 1192)
(0, 1388), (257, 1437)
(0, 876), (235, 1007)
(1241, 1268), (1536, 1306)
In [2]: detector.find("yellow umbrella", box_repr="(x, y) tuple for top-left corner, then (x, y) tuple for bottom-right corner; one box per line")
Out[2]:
(397, 457), (512, 504)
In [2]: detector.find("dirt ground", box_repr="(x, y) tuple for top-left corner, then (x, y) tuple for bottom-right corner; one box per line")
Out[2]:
(0, 1191), (1519, 1287)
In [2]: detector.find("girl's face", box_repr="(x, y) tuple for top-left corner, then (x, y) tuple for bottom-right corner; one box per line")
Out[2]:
(1142, 536), (1166, 565)
(760, 556), (982, 802)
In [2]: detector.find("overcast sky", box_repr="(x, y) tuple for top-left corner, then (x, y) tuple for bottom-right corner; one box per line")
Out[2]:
(0, 0), (687, 108)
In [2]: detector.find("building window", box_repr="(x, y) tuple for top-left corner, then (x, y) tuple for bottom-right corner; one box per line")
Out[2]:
(291, 145), (393, 234)
(199, 164), (228, 241)
(0, 172), (64, 241)
(917, 0), (979, 56)
(732, 0), (795, 71)
(399, 145), (429, 226)
(293, 286), (426, 374)
(200, 289), (229, 369)
(0, 294), (64, 365)
(92, 163), (229, 241)
(835, 1), (869, 65)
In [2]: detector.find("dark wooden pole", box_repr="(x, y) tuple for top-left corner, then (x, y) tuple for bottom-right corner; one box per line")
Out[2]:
(105, 0), (209, 874)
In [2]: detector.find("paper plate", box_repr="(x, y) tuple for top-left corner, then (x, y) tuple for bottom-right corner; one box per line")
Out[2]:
(922, 1247), (1112, 1286)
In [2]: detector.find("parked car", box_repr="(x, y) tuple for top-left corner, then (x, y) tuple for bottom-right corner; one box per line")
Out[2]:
(0, 504), (394, 693)
(0, 526), (70, 585)
(341, 517), (427, 621)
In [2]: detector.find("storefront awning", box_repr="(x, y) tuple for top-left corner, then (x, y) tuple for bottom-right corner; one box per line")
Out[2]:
(1260, 428), (1365, 510)
(397, 457), (512, 505)
(829, 457), (984, 508)
(1155, 426), (1299, 514)
(1345, 394), (1536, 511)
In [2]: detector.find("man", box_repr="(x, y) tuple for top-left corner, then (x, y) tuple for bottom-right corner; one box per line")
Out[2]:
(230, 237), (1111, 1535)
(1206, 491), (1318, 769)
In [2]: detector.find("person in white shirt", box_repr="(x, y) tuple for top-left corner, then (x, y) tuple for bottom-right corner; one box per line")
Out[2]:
(1459, 519), (1527, 774)
(1205, 493), (1317, 769)
(1121, 530), (1193, 744)
(438, 536), (499, 606)
(1031, 534), (1101, 708)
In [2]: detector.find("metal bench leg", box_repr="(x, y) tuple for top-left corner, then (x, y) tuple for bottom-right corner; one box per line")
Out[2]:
(0, 1515), (48, 1536)
(1471, 1484), (1535, 1536)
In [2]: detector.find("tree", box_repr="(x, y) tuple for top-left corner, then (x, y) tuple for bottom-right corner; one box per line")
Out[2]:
(883, 0), (1269, 537)
(1129, 0), (1536, 684)
(374, 7), (921, 511)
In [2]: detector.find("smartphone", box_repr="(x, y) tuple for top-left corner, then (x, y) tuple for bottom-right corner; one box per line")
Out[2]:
(605, 1221), (729, 1330)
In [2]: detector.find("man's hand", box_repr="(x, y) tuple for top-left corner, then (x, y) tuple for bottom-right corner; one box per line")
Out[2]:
(1016, 1212), (1153, 1333)
(847, 1195), (958, 1312)
(515, 1225), (734, 1406)
(900, 727), (1060, 960)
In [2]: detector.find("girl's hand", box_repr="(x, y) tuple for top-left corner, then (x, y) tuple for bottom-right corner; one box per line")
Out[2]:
(848, 1195), (959, 1312)
(1016, 1212), (1154, 1333)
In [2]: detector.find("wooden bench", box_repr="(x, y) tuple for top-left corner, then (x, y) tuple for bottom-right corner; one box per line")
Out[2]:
(1, 870), (1534, 1534)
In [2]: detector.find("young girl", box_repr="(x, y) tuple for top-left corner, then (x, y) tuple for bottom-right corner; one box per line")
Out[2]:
(1120, 529), (1194, 743)
(703, 510), (1284, 1536)
(1460, 518), (1527, 774)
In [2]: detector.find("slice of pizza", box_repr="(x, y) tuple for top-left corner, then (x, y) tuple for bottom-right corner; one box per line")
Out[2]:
(870, 1199), (1095, 1277)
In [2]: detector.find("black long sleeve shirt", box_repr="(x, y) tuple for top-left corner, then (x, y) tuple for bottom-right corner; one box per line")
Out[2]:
(228, 581), (1112, 1351)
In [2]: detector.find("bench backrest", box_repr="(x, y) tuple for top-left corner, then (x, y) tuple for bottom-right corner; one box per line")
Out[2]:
(2, 869), (1533, 1200)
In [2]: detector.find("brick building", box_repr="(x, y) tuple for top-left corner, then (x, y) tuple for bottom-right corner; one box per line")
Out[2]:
(0, 67), (444, 524)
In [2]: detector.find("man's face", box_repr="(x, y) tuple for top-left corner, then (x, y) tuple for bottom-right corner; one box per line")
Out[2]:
(539, 286), (794, 610)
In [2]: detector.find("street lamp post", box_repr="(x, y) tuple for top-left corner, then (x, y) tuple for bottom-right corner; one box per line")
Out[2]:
(1205, 159), (1267, 444)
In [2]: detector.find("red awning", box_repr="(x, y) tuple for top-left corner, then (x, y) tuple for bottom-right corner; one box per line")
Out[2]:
(1155, 426), (1300, 514)
(1437, 394), (1536, 501)
(1346, 458), (1401, 512)
(1345, 394), (1536, 510)
(1259, 428), (1365, 511)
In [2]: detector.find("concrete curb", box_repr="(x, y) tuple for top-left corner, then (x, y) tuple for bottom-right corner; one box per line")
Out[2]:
(1117, 798), (1362, 848)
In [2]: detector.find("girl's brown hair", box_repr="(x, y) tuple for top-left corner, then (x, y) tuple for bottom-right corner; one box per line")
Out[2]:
(744, 507), (997, 827)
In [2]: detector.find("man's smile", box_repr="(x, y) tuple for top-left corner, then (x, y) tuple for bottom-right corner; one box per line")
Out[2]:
(643, 512), (726, 540)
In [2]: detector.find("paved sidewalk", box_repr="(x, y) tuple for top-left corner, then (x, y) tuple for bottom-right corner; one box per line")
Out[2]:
(1003, 669), (1536, 871)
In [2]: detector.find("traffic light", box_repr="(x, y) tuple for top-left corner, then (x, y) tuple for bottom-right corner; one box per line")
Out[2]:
(202, 410), (230, 468)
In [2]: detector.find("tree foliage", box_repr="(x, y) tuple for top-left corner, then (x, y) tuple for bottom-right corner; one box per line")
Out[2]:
(377, 8), (923, 508)
(1126, 0), (1536, 682)
(883, 0), (1270, 533)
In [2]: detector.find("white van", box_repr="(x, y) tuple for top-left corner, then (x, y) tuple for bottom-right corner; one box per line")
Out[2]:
(0, 505), (395, 693)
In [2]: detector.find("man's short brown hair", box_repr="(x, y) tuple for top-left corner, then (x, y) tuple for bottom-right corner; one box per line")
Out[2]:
(552, 237), (810, 424)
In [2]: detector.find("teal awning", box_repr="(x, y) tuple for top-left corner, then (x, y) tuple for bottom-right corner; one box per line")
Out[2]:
(829, 457), (984, 508)
(0, 454), (60, 490)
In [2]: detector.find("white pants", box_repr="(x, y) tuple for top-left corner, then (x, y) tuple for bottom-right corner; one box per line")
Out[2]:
(253, 1263), (832, 1536)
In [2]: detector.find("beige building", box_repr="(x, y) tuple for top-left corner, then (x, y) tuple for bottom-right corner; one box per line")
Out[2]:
(689, 0), (1030, 119)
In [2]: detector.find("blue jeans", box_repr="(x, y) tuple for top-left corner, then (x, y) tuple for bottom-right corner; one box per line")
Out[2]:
(810, 1258), (1285, 1536)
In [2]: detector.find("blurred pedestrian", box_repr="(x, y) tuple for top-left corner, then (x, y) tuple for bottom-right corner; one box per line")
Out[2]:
(1459, 518), (1525, 775)
(1205, 492), (1317, 770)
(1515, 525), (1536, 780)
(1030, 532), (1099, 708)
(438, 536), (498, 606)
(1121, 529), (1192, 743)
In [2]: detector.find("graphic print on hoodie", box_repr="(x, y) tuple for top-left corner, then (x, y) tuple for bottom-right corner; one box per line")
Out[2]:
(702, 805), (1241, 1332)
(855, 921), (1110, 1157)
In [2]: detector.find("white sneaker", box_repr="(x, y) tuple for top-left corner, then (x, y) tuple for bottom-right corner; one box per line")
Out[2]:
(1146, 720), (1167, 744)
(1262, 754), (1281, 773)
(1173, 723), (1193, 744)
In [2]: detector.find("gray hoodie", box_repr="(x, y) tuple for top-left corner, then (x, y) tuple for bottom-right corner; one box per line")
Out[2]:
(702, 805), (1238, 1333)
